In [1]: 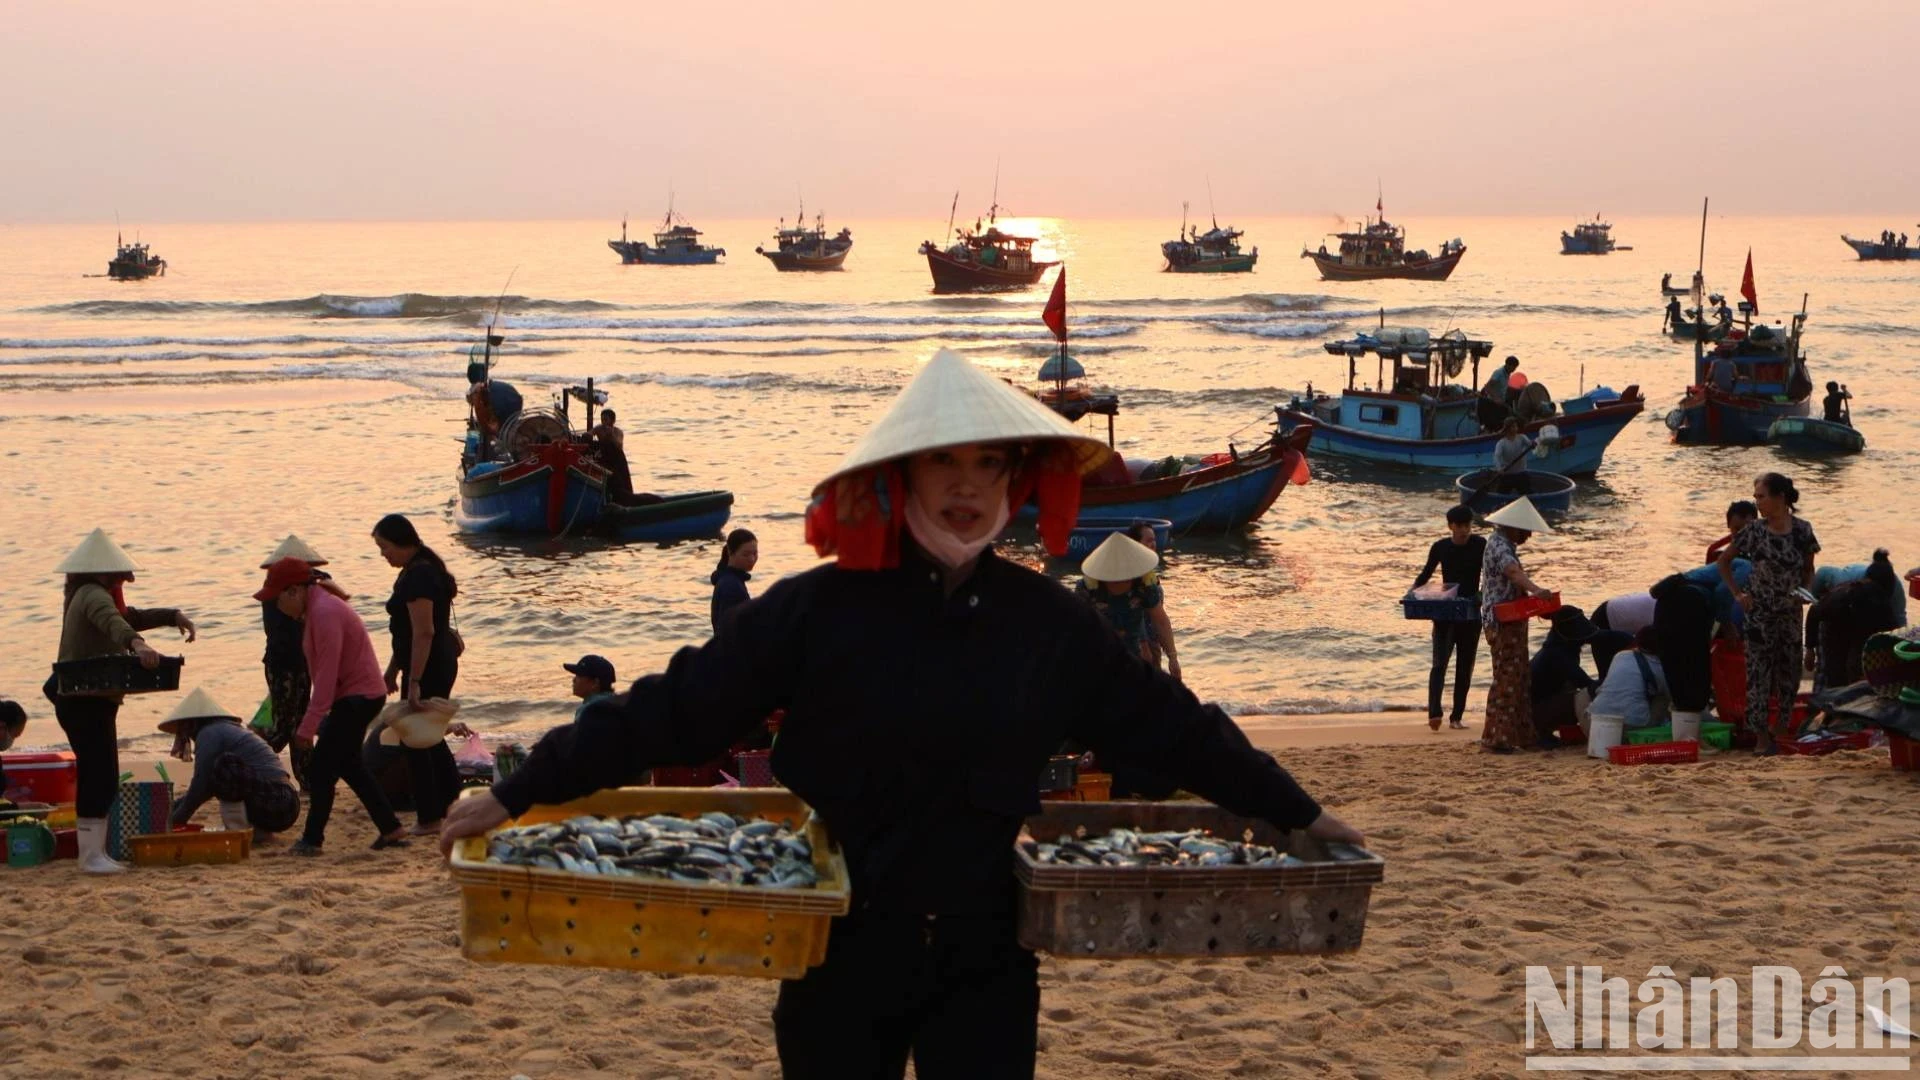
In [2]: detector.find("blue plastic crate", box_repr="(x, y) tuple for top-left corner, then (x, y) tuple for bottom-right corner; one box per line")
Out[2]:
(1401, 597), (1477, 621)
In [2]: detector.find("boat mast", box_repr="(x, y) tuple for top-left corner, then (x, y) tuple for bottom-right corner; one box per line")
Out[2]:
(1693, 197), (1708, 386)
(1207, 177), (1219, 232)
(945, 190), (959, 241)
(988, 158), (1001, 226)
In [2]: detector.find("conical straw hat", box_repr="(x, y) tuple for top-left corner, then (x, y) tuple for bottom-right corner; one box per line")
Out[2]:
(158, 687), (240, 733)
(261, 534), (328, 568)
(817, 349), (1110, 490)
(54, 528), (141, 574)
(1081, 532), (1160, 583)
(377, 698), (461, 749)
(1486, 496), (1553, 534)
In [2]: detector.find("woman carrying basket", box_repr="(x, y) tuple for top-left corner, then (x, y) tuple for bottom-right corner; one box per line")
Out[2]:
(442, 349), (1360, 1079)
(1477, 498), (1556, 753)
(49, 528), (196, 874)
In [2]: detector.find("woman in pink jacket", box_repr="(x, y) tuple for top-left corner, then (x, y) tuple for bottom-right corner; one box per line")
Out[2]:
(253, 557), (408, 853)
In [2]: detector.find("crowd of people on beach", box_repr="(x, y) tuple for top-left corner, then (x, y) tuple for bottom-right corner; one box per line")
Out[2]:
(1414, 472), (1909, 755)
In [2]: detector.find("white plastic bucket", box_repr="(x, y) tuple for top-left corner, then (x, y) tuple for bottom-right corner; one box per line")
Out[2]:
(1671, 711), (1702, 743)
(1588, 714), (1626, 760)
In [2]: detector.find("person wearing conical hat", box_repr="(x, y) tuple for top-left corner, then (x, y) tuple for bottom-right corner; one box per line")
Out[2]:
(257, 535), (342, 790)
(1477, 498), (1556, 753)
(162, 688), (301, 840)
(1076, 532), (1179, 681)
(442, 348), (1362, 1077)
(51, 528), (198, 874)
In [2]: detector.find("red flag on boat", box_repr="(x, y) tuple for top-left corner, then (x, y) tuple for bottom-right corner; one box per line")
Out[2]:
(1739, 249), (1758, 314)
(1041, 267), (1067, 343)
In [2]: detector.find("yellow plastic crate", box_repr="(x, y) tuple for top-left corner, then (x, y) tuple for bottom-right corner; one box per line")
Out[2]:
(448, 787), (850, 979)
(127, 829), (251, 867)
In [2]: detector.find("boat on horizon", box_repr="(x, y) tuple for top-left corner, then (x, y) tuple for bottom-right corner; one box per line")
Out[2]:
(1840, 229), (1918, 261)
(607, 203), (727, 265)
(755, 206), (852, 271)
(1301, 201), (1464, 282)
(106, 233), (166, 280)
(1560, 217), (1625, 255)
(918, 191), (1056, 291)
(1162, 202), (1257, 273)
(1276, 320), (1644, 474)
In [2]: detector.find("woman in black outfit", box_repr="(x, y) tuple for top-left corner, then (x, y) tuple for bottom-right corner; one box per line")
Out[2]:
(372, 514), (461, 834)
(1411, 505), (1485, 730)
(710, 528), (758, 632)
(441, 349), (1359, 1080)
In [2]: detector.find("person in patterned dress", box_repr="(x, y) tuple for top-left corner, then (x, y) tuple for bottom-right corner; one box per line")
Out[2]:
(1478, 498), (1558, 753)
(1718, 473), (1819, 754)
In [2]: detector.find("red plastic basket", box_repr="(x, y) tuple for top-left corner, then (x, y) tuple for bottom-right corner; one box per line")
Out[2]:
(1607, 740), (1700, 766)
(1494, 592), (1561, 624)
(1778, 730), (1874, 757)
(1554, 725), (1586, 745)
(734, 749), (777, 788)
(1908, 574), (1920, 602)
(1890, 732), (1920, 772)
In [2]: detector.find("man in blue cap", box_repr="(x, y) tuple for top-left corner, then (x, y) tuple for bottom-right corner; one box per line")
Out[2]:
(564, 655), (617, 720)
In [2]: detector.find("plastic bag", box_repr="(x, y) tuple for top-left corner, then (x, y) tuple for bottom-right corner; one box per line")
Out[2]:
(249, 696), (274, 735)
(454, 733), (492, 769)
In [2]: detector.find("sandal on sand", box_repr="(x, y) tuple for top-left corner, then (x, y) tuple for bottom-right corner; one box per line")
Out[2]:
(1448, 719), (1468, 730)
(371, 832), (411, 851)
(288, 840), (322, 857)
(1428, 715), (1444, 732)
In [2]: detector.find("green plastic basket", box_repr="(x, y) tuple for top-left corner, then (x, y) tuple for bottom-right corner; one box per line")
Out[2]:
(1625, 722), (1732, 750)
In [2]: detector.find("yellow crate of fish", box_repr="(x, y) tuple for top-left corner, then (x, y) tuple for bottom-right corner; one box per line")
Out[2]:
(447, 787), (850, 979)
(127, 829), (251, 867)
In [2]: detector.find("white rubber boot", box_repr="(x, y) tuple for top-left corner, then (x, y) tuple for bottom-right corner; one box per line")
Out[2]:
(218, 800), (251, 832)
(77, 817), (127, 874)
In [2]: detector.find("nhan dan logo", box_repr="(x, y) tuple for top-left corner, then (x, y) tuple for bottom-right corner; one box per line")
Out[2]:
(1525, 965), (1913, 1071)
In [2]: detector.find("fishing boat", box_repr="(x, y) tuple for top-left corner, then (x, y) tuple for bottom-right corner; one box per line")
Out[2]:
(1666, 201), (1814, 447)
(1840, 231), (1919, 261)
(106, 234), (166, 280)
(1560, 218), (1623, 255)
(1300, 204), (1464, 282)
(607, 204), (726, 265)
(918, 190), (1056, 291)
(1162, 203), (1257, 272)
(1664, 296), (1734, 342)
(755, 207), (852, 271)
(1276, 321), (1644, 474)
(1767, 417), (1864, 455)
(455, 323), (732, 539)
(1454, 470), (1576, 514)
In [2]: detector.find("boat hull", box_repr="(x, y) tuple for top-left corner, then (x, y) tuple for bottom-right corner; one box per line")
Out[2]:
(924, 250), (1056, 290)
(599, 490), (735, 541)
(1766, 417), (1863, 455)
(1021, 428), (1312, 534)
(758, 247), (850, 271)
(1841, 235), (1920, 261)
(1301, 247), (1464, 281)
(1277, 394), (1643, 475)
(1165, 253), (1257, 273)
(457, 455), (609, 535)
(107, 262), (164, 280)
(1668, 389), (1809, 446)
(1454, 470), (1576, 514)
(1559, 237), (1614, 255)
(607, 239), (724, 265)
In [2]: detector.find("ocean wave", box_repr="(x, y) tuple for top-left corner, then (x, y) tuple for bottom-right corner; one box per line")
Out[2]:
(1203, 320), (1340, 339)
(26, 293), (626, 320)
(0, 345), (448, 367)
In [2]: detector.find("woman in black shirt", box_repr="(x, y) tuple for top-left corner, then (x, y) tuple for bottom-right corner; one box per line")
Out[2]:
(372, 514), (461, 833)
(1412, 505), (1486, 730)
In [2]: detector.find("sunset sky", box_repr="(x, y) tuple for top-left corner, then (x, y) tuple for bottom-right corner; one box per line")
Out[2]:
(4, 0), (1912, 222)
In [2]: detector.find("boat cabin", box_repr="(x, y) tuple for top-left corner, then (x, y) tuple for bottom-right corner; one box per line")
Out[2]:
(1301, 326), (1495, 440)
(1696, 305), (1811, 400)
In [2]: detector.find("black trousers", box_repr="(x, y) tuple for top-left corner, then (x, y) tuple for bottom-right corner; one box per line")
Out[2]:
(1654, 587), (1714, 712)
(302, 695), (402, 846)
(1428, 619), (1480, 723)
(402, 666), (460, 825)
(773, 910), (1040, 1080)
(53, 695), (121, 817)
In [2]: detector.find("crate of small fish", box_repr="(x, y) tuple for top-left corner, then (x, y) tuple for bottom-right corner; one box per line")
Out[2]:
(1014, 801), (1384, 960)
(447, 788), (850, 979)
(53, 654), (184, 697)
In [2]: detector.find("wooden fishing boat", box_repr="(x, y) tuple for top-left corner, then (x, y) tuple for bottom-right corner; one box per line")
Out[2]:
(106, 235), (166, 280)
(1560, 218), (1621, 255)
(608, 202), (726, 265)
(1767, 417), (1864, 455)
(1454, 470), (1576, 514)
(756, 206), (852, 271)
(601, 491), (737, 541)
(1277, 321), (1643, 474)
(1300, 209), (1464, 282)
(1840, 232), (1919, 261)
(918, 189), (1056, 290)
(1162, 203), (1257, 273)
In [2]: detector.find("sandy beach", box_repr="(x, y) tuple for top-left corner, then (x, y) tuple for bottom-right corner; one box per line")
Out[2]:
(5, 722), (1916, 1079)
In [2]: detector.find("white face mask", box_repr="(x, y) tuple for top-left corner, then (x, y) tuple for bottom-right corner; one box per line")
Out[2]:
(903, 496), (1010, 570)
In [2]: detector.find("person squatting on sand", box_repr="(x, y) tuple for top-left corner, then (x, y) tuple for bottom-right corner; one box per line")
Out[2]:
(1412, 505), (1483, 730)
(256, 534), (341, 789)
(254, 557), (409, 854)
(1805, 549), (1901, 691)
(372, 513), (463, 836)
(162, 688), (301, 840)
(1719, 472), (1820, 754)
(50, 528), (196, 874)
(1476, 498), (1558, 753)
(439, 349), (1360, 1080)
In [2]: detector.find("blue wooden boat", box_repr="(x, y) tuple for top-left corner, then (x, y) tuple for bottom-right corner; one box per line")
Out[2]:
(1064, 518), (1172, 560)
(1668, 305), (1813, 446)
(601, 491), (736, 541)
(1767, 417), (1864, 455)
(1018, 424), (1312, 534)
(1840, 233), (1919, 261)
(1454, 469), (1575, 514)
(1277, 324), (1644, 475)
(458, 441), (611, 534)
(1559, 218), (1621, 255)
(608, 203), (726, 265)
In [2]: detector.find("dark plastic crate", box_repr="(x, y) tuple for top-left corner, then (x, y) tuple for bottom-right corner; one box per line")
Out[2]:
(53, 655), (184, 697)
(1038, 755), (1079, 793)
(1401, 596), (1478, 621)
